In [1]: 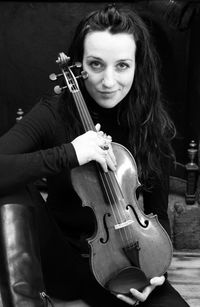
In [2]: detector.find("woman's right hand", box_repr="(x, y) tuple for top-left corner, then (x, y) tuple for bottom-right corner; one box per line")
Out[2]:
(71, 126), (116, 172)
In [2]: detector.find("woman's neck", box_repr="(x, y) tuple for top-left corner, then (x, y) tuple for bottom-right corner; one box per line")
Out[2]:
(84, 93), (129, 148)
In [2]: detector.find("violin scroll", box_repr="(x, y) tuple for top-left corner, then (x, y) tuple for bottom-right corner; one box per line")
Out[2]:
(56, 52), (70, 66)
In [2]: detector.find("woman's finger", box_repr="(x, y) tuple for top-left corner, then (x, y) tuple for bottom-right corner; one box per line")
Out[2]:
(107, 145), (117, 166)
(130, 284), (155, 302)
(117, 294), (137, 306)
(95, 154), (108, 172)
(130, 276), (165, 302)
(95, 123), (101, 132)
(150, 276), (165, 286)
(106, 153), (116, 172)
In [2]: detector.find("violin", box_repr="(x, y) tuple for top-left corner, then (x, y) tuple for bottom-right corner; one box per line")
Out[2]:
(50, 52), (173, 296)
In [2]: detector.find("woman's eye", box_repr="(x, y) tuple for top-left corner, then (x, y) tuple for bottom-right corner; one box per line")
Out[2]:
(117, 62), (129, 70)
(89, 61), (103, 70)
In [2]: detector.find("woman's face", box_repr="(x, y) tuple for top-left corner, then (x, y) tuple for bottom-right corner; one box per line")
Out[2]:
(82, 31), (136, 109)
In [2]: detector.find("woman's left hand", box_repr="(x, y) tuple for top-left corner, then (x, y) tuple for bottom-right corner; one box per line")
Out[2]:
(116, 275), (165, 305)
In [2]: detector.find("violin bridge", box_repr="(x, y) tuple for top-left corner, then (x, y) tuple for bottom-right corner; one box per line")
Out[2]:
(114, 219), (134, 230)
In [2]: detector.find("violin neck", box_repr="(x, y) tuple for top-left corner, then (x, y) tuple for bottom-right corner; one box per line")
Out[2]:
(72, 91), (96, 133)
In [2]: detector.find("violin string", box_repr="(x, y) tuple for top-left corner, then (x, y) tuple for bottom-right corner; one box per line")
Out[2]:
(72, 89), (118, 212)
(73, 89), (122, 216)
(74, 88), (132, 245)
(70, 78), (131, 245)
(96, 165), (131, 245)
(103, 170), (133, 244)
(81, 91), (132, 246)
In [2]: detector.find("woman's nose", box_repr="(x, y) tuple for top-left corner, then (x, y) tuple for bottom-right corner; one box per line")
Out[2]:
(102, 69), (116, 88)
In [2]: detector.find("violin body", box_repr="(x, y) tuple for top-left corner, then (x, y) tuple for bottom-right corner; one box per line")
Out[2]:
(71, 142), (173, 295)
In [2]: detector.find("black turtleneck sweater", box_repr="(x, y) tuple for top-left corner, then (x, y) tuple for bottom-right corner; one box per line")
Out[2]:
(0, 97), (171, 245)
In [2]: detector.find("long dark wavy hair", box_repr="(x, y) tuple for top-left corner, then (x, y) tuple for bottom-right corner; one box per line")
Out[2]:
(58, 4), (176, 186)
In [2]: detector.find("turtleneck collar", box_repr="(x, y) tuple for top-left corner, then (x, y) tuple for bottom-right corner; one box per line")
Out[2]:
(83, 91), (129, 148)
(84, 90), (127, 124)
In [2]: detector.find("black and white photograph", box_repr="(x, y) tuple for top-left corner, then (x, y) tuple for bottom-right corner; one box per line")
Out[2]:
(0, 1), (200, 306)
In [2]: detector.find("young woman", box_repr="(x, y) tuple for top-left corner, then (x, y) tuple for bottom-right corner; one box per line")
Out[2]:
(0, 4), (189, 307)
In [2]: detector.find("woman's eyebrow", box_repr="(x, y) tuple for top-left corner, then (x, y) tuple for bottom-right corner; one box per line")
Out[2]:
(85, 56), (102, 60)
(117, 58), (133, 62)
(86, 56), (133, 62)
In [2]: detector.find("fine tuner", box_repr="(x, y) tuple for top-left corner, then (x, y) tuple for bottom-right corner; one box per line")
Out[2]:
(49, 53), (88, 94)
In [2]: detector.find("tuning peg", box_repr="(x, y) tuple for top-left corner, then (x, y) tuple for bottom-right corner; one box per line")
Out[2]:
(54, 85), (67, 94)
(76, 71), (88, 80)
(81, 71), (88, 79)
(75, 62), (82, 68)
(69, 62), (82, 69)
(49, 73), (63, 81)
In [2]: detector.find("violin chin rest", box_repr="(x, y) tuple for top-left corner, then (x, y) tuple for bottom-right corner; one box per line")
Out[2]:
(105, 266), (149, 296)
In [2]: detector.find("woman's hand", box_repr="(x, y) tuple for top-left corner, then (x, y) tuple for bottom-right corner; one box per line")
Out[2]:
(71, 124), (116, 172)
(117, 276), (165, 305)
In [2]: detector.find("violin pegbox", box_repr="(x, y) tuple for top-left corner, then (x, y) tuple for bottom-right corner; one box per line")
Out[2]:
(49, 52), (88, 94)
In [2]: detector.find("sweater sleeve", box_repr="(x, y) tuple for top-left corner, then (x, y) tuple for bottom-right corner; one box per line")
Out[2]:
(0, 100), (78, 195)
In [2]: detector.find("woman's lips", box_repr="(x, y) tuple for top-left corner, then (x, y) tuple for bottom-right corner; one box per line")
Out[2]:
(98, 90), (117, 96)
